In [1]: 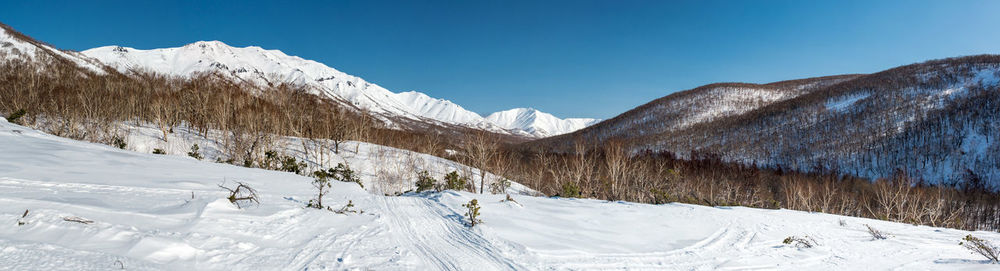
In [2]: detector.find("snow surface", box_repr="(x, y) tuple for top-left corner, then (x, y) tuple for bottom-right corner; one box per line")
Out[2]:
(81, 42), (592, 137)
(486, 108), (600, 138)
(825, 93), (870, 112)
(3, 118), (1000, 270)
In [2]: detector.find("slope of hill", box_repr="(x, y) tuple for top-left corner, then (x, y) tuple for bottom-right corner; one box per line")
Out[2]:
(2, 117), (998, 270)
(486, 108), (600, 138)
(529, 56), (1000, 186)
(530, 75), (860, 148)
(0, 23), (106, 74)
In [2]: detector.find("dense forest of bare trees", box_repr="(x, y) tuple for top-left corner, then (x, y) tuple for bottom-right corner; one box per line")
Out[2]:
(482, 143), (1000, 231)
(0, 51), (459, 166)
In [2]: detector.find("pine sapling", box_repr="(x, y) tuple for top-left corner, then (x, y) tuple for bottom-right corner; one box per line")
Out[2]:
(5, 109), (26, 124)
(308, 170), (333, 209)
(463, 199), (482, 227)
(415, 170), (437, 192)
(111, 136), (127, 150)
(316, 163), (363, 188)
(444, 171), (468, 191)
(561, 182), (581, 198)
(188, 144), (203, 160)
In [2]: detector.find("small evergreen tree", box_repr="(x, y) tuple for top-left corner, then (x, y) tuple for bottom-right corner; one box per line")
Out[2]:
(279, 156), (307, 175)
(187, 144), (204, 160)
(308, 170), (332, 209)
(261, 150), (308, 174)
(262, 150), (280, 169)
(111, 136), (127, 150)
(5, 109), (26, 124)
(463, 199), (482, 227)
(315, 163), (363, 188)
(444, 171), (468, 191)
(415, 170), (437, 192)
(561, 182), (581, 198)
(152, 148), (166, 155)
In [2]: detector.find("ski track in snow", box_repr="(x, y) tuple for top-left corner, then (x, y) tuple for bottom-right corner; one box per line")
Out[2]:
(379, 195), (523, 270)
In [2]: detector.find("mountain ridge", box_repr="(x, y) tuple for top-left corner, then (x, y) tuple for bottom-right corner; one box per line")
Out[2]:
(525, 55), (1000, 186)
(81, 40), (596, 138)
(486, 107), (600, 138)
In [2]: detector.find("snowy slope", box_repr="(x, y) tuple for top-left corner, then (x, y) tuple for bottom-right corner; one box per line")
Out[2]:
(393, 91), (491, 127)
(3, 118), (1000, 270)
(486, 108), (600, 138)
(83, 42), (432, 123)
(81, 41), (596, 137)
(82, 42), (517, 133)
(0, 23), (105, 74)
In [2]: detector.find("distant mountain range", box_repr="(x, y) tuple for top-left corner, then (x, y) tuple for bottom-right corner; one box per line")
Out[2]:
(79, 40), (597, 138)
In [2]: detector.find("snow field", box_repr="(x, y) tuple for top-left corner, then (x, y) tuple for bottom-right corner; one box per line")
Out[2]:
(2, 118), (1000, 270)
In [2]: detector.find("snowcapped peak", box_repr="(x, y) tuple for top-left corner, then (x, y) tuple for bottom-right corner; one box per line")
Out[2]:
(487, 108), (600, 138)
(391, 90), (495, 126)
(187, 40), (228, 47)
(80, 38), (596, 138)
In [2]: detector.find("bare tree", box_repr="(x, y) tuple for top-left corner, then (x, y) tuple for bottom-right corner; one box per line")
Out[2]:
(462, 130), (498, 194)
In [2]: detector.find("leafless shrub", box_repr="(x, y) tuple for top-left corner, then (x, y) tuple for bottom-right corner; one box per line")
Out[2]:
(782, 235), (818, 248)
(63, 216), (94, 224)
(218, 181), (261, 209)
(501, 194), (521, 206)
(17, 209), (28, 226)
(333, 200), (360, 214)
(489, 178), (511, 194)
(865, 224), (888, 240)
(961, 235), (1000, 263)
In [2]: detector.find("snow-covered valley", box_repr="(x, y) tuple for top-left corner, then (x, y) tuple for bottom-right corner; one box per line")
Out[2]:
(2, 112), (1000, 270)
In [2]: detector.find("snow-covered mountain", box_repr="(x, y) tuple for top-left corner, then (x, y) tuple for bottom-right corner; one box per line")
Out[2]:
(81, 41), (595, 137)
(392, 91), (490, 127)
(82, 41), (498, 129)
(487, 108), (600, 137)
(0, 23), (105, 74)
(529, 56), (1000, 186)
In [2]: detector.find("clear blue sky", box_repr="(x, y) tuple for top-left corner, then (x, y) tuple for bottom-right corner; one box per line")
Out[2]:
(3, 0), (999, 119)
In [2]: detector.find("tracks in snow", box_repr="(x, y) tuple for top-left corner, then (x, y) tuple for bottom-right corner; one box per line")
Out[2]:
(528, 226), (764, 270)
(377, 195), (525, 270)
